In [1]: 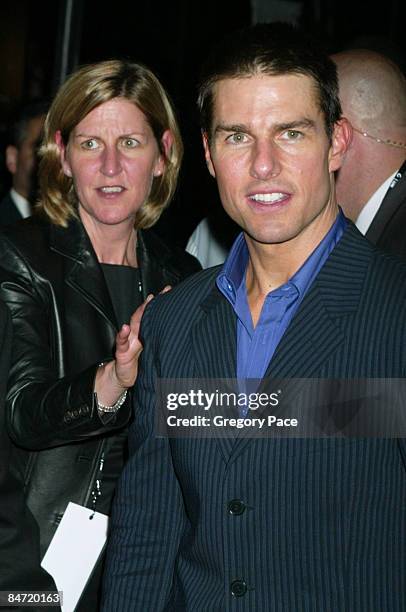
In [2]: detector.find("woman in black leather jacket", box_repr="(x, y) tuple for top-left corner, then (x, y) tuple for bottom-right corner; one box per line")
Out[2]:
(0, 60), (200, 610)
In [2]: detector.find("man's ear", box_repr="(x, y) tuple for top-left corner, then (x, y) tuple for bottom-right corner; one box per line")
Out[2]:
(202, 131), (216, 178)
(328, 118), (353, 173)
(5, 145), (18, 175)
(55, 130), (72, 177)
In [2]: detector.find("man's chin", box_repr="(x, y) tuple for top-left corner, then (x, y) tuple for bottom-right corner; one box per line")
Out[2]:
(243, 226), (298, 247)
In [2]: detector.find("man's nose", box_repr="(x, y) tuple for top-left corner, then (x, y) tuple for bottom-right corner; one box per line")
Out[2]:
(249, 140), (281, 180)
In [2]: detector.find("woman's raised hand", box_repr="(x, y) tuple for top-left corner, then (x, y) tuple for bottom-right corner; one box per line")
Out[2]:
(94, 286), (171, 406)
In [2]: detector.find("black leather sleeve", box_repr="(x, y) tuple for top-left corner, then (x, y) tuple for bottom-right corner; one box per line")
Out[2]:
(0, 240), (131, 451)
(0, 301), (60, 600)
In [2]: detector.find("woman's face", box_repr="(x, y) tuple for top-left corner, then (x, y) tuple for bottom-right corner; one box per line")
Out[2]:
(58, 97), (171, 228)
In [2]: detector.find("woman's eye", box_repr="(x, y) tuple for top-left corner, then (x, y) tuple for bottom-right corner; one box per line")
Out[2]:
(81, 139), (99, 150)
(122, 138), (139, 148)
(226, 132), (248, 144)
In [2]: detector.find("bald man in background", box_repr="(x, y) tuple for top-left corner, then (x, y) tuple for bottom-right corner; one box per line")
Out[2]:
(332, 50), (406, 260)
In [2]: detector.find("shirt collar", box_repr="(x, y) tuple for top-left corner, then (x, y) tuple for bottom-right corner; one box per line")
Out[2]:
(355, 171), (398, 235)
(217, 210), (347, 304)
(10, 188), (31, 219)
(216, 233), (248, 304)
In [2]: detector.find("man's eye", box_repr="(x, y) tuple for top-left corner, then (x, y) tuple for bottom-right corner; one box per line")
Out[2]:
(81, 139), (99, 150)
(122, 138), (139, 148)
(283, 130), (302, 141)
(226, 133), (248, 144)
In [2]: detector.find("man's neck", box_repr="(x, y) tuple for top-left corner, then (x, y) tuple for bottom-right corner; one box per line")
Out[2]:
(244, 208), (339, 325)
(246, 217), (338, 293)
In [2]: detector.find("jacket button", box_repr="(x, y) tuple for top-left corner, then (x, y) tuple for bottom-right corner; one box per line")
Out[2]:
(230, 579), (247, 597)
(228, 499), (246, 515)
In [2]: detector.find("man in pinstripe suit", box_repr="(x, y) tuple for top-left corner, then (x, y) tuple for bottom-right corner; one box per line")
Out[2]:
(103, 23), (406, 611)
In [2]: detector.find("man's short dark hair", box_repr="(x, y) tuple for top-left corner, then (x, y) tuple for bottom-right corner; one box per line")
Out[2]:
(7, 100), (48, 148)
(198, 22), (342, 141)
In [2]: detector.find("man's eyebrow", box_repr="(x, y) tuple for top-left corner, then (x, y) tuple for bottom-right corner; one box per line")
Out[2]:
(275, 119), (316, 131)
(213, 118), (317, 135)
(214, 123), (248, 134)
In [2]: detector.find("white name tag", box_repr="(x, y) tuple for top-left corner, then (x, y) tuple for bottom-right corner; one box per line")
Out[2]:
(41, 502), (108, 612)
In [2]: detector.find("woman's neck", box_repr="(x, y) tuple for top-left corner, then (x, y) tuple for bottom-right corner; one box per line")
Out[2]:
(79, 211), (138, 266)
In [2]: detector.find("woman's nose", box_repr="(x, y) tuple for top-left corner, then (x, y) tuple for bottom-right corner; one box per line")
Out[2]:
(100, 146), (122, 177)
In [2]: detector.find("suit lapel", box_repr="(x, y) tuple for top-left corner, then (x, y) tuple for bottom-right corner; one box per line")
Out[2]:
(50, 220), (117, 331)
(230, 224), (373, 462)
(265, 291), (345, 379)
(191, 287), (237, 379)
(191, 284), (237, 461)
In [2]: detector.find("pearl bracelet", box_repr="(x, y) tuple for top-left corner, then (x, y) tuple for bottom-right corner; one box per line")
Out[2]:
(95, 389), (128, 413)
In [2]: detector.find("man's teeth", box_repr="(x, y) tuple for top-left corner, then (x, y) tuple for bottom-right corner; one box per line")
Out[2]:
(101, 186), (123, 193)
(250, 193), (285, 203)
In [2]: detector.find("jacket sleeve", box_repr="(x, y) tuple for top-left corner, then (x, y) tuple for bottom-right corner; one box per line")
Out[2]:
(0, 242), (131, 451)
(101, 301), (186, 611)
(0, 301), (60, 600)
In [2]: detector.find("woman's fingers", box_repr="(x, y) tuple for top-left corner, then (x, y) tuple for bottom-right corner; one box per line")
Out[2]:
(114, 287), (172, 387)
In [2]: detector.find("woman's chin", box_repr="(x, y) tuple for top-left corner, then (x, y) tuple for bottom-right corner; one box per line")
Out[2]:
(79, 206), (137, 229)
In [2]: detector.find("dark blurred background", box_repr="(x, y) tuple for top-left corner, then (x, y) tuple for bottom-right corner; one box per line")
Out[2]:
(1, 0), (405, 245)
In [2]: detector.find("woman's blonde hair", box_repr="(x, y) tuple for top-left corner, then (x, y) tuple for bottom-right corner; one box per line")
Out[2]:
(38, 60), (183, 228)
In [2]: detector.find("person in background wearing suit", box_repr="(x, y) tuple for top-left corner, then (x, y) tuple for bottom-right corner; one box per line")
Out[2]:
(186, 209), (237, 267)
(332, 49), (406, 259)
(0, 101), (47, 226)
(102, 23), (406, 611)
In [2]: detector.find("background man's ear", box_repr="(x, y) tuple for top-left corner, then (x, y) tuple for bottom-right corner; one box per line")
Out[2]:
(5, 145), (18, 175)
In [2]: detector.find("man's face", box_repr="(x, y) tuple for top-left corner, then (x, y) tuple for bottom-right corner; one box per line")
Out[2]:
(6, 114), (45, 199)
(203, 74), (348, 252)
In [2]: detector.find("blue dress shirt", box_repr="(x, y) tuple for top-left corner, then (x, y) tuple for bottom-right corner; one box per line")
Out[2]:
(216, 212), (347, 391)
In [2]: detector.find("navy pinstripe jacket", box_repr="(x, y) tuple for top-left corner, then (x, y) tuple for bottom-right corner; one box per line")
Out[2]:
(103, 225), (406, 611)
